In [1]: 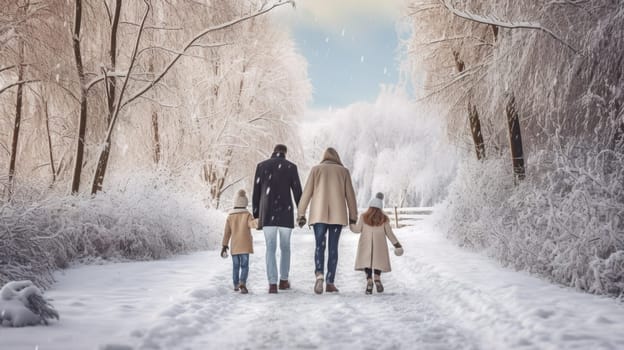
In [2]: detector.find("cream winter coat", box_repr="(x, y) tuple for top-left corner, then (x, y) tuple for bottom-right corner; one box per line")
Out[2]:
(350, 215), (399, 272)
(297, 148), (358, 226)
(222, 209), (258, 255)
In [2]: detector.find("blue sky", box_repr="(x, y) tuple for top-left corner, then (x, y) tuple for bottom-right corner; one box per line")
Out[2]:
(273, 0), (406, 109)
(292, 22), (401, 109)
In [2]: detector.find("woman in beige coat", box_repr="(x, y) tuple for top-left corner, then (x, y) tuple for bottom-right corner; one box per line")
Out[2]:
(350, 192), (403, 294)
(297, 148), (358, 294)
(221, 190), (258, 294)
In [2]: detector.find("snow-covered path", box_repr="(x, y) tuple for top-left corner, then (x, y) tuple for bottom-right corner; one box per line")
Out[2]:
(3, 217), (624, 350)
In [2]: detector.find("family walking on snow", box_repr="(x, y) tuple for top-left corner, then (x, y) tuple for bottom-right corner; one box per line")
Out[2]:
(221, 144), (404, 295)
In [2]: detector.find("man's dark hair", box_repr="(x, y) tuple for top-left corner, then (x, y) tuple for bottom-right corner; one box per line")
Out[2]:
(274, 144), (287, 154)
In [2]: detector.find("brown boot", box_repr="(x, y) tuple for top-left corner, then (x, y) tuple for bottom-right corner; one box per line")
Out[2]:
(278, 280), (290, 290)
(239, 284), (248, 294)
(268, 284), (278, 294)
(365, 278), (373, 295)
(314, 273), (324, 294)
(374, 277), (384, 293)
(325, 283), (339, 293)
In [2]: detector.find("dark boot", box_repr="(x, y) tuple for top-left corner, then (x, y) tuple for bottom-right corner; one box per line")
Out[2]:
(374, 277), (384, 293)
(239, 284), (248, 294)
(325, 283), (339, 293)
(365, 278), (373, 295)
(234, 285), (240, 292)
(278, 280), (290, 290)
(268, 284), (278, 294)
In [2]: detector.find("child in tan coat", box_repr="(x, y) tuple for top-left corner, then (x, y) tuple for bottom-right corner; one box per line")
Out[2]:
(222, 190), (258, 294)
(350, 192), (404, 294)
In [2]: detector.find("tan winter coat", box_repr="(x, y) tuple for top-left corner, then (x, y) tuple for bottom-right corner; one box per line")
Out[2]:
(222, 209), (258, 255)
(350, 215), (399, 272)
(297, 149), (358, 226)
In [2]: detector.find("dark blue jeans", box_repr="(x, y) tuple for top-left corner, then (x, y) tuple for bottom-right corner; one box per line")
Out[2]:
(313, 223), (342, 284)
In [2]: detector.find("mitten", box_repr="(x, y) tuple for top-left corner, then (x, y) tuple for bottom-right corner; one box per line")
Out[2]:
(394, 242), (404, 256)
(297, 216), (307, 228)
(220, 245), (229, 258)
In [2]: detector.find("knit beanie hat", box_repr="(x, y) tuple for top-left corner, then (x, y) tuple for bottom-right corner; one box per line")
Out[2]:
(368, 192), (384, 209)
(234, 189), (248, 208)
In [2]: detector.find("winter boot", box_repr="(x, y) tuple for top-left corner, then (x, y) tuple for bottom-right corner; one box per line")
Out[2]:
(234, 284), (240, 292)
(279, 280), (290, 290)
(374, 277), (384, 293)
(366, 278), (374, 295)
(314, 273), (324, 294)
(239, 284), (248, 294)
(268, 284), (278, 294)
(325, 283), (339, 293)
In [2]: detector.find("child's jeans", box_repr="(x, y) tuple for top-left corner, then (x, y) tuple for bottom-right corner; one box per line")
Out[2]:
(232, 253), (249, 287)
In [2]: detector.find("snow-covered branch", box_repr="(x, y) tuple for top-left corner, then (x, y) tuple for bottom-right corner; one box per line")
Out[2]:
(0, 80), (40, 96)
(120, 0), (294, 110)
(439, 0), (578, 53)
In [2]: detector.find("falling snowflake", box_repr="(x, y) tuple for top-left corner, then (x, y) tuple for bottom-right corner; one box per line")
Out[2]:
(278, 164), (282, 169)
(325, 37), (329, 43)
(256, 177), (260, 184)
(266, 187), (271, 195)
(341, 28), (345, 37)
(361, 56), (364, 63)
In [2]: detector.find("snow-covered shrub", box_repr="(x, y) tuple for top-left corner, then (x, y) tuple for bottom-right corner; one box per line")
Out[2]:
(443, 147), (624, 297)
(0, 174), (224, 289)
(0, 280), (59, 327)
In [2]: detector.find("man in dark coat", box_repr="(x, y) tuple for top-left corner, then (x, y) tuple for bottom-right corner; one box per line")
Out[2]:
(252, 144), (302, 293)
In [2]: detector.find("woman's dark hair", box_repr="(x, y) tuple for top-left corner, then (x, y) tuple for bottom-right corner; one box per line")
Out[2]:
(362, 207), (389, 227)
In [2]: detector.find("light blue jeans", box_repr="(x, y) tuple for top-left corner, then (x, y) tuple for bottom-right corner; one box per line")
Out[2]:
(263, 226), (293, 284)
(232, 254), (249, 287)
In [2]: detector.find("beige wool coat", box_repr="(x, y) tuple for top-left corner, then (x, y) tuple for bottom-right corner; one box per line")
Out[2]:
(222, 209), (258, 255)
(350, 216), (399, 272)
(297, 149), (358, 226)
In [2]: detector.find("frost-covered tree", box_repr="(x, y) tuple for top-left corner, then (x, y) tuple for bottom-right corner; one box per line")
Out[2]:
(405, 0), (624, 296)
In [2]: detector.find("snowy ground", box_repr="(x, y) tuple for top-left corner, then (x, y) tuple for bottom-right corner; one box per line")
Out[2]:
(3, 216), (624, 350)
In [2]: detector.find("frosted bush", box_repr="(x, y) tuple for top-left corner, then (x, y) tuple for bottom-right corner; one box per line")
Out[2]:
(0, 174), (224, 289)
(443, 148), (624, 297)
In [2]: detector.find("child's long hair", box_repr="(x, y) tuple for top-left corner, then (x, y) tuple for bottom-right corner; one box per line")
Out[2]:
(362, 207), (389, 227)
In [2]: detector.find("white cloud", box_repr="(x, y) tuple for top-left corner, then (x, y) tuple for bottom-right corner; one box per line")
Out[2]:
(273, 0), (405, 33)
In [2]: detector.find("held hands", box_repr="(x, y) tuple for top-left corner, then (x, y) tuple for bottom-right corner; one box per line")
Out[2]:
(220, 245), (229, 258)
(297, 216), (307, 228)
(393, 242), (404, 256)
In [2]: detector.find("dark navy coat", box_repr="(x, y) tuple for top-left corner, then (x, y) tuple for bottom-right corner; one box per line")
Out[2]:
(252, 152), (302, 229)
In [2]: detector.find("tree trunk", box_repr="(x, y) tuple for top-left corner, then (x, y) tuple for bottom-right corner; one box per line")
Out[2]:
(44, 98), (56, 185)
(91, 0), (150, 194)
(152, 110), (161, 164)
(107, 0), (121, 125)
(506, 93), (525, 182)
(468, 102), (486, 160)
(90, 0), (122, 195)
(71, 0), (87, 194)
(8, 34), (25, 189)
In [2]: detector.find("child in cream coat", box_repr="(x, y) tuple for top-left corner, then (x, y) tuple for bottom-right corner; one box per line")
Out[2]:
(350, 192), (403, 294)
